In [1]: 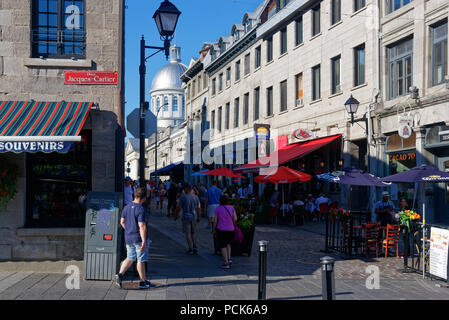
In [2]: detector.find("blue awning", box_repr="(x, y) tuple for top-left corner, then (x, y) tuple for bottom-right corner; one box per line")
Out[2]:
(151, 161), (183, 176)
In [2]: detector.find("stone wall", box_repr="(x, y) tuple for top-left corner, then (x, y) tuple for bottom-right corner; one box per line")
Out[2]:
(0, 0), (124, 260)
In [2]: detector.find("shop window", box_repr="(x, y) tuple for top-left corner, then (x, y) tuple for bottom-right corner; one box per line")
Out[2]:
(386, 132), (416, 151)
(386, 133), (416, 205)
(26, 130), (92, 228)
(32, 0), (86, 59)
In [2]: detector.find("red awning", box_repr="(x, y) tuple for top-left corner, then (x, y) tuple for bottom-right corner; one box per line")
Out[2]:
(204, 168), (246, 179)
(235, 134), (342, 172)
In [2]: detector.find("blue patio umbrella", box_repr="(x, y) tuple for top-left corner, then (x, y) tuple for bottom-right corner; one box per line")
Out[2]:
(380, 164), (449, 278)
(191, 169), (209, 176)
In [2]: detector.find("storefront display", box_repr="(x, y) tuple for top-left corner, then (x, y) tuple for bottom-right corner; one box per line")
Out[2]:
(386, 132), (416, 206)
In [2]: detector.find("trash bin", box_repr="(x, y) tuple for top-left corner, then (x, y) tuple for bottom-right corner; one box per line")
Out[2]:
(84, 192), (123, 281)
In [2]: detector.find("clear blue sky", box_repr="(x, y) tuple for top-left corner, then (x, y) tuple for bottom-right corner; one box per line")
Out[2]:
(124, 0), (261, 137)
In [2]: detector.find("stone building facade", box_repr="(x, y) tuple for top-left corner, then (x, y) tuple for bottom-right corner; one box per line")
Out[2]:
(182, 0), (449, 221)
(0, 0), (125, 260)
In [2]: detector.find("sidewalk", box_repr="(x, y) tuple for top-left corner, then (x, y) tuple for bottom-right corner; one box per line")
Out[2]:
(0, 203), (448, 300)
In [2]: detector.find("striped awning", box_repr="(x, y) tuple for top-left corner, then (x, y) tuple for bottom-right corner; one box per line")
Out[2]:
(0, 101), (92, 137)
(0, 101), (92, 153)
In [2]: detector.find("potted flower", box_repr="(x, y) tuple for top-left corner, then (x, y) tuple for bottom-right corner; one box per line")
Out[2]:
(398, 210), (421, 231)
(0, 162), (19, 211)
(232, 213), (256, 256)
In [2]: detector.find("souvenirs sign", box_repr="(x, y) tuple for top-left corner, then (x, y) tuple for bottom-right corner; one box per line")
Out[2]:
(0, 141), (73, 153)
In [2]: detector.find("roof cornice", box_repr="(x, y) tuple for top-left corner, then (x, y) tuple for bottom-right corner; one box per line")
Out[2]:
(205, 27), (258, 76)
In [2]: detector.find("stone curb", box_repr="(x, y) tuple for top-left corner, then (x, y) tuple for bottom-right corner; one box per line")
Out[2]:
(0, 260), (84, 274)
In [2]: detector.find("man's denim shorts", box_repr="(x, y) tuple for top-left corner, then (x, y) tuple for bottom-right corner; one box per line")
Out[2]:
(126, 243), (148, 262)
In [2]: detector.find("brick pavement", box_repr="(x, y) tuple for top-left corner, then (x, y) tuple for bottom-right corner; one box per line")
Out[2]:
(0, 202), (448, 300)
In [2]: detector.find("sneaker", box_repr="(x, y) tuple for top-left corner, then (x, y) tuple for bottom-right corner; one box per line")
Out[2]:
(192, 248), (198, 254)
(228, 259), (233, 266)
(186, 248), (194, 254)
(222, 263), (230, 269)
(139, 280), (155, 289)
(115, 273), (123, 289)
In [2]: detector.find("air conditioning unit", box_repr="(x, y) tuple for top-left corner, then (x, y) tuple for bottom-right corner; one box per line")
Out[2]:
(226, 80), (231, 86)
(335, 84), (341, 93)
(296, 99), (304, 107)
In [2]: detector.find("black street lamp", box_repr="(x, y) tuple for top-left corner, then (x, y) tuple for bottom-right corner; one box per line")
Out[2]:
(138, 0), (181, 188)
(344, 95), (360, 125)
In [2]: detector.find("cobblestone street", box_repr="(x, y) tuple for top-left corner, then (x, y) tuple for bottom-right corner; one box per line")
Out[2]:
(0, 203), (448, 300)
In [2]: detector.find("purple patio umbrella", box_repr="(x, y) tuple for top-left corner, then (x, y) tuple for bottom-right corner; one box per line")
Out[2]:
(380, 164), (449, 278)
(321, 168), (390, 187)
(317, 168), (389, 211)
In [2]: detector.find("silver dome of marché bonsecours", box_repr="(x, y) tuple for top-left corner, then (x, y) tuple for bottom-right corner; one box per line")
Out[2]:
(150, 46), (187, 92)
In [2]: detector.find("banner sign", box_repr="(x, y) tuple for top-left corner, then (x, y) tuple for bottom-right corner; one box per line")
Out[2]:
(0, 141), (73, 154)
(64, 71), (118, 85)
(429, 227), (449, 280)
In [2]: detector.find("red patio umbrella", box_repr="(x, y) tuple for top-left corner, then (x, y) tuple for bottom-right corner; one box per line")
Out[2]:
(204, 168), (246, 179)
(255, 166), (312, 184)
(255, 167), (312, 220)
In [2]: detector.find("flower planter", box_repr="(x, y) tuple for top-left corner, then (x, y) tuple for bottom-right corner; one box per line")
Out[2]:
(213, 226), (256, 257)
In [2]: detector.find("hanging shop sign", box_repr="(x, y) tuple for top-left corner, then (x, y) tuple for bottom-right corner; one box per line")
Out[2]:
(64, 71), (118, 85)
(429, 227), (449, 280)
(398, 124), (413, 139)
(254, 124), (270, 139)
(0, 141), (73, 153)
(292, 128), (313, 141)
(254, 124), (270, 158)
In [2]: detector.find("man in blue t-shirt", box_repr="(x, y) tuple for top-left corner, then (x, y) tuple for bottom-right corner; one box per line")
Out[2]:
(115, 187), (154, 290)
(375, 191), (396, 226)
(205, 180), (222, 229)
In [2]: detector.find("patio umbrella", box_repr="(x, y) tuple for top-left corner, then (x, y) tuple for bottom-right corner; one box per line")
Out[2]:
(317, 168), (390, 187)
(317, 168), (389, 213)
(255, 166), (312, 218)
(191, 169), (209, 176)
(380, 164), (449, 278)
(203, 167), (246, 179)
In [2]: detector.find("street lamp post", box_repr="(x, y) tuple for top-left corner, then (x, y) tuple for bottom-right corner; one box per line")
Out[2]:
(138, 0), (181, 189)
(153, 103), (168, 188)
(344, 95), (375, 217)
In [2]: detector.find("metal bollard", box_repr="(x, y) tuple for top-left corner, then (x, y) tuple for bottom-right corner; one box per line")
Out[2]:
(320, 256), (336, 300)
(258, 240), (268, 300)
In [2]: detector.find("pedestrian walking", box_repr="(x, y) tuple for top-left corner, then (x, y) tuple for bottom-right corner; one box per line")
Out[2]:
(124, 177), (135, 206)
(197, 181), (207, 218)
(167, 182), (178, 217)
(174, 184), (201, 254)
(205, 180), (222, 229)
(115, 188), (154, 289)
(305, 194), (316, 221)
(212, 194), (237, 269)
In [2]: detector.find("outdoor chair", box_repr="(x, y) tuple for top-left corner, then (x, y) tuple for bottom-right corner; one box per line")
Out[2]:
(341, 219), (363, 255)
(318, 202), (329, 221)
(363, 223), (380, 257)
(381, 224), (401, 258)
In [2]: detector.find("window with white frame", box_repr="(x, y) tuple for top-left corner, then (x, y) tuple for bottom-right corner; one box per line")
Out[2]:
(387, 37), (413, 100)
(386, 0), (412, 15)
(331, 55), (341, 94)
(431, 20), (448, 87)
